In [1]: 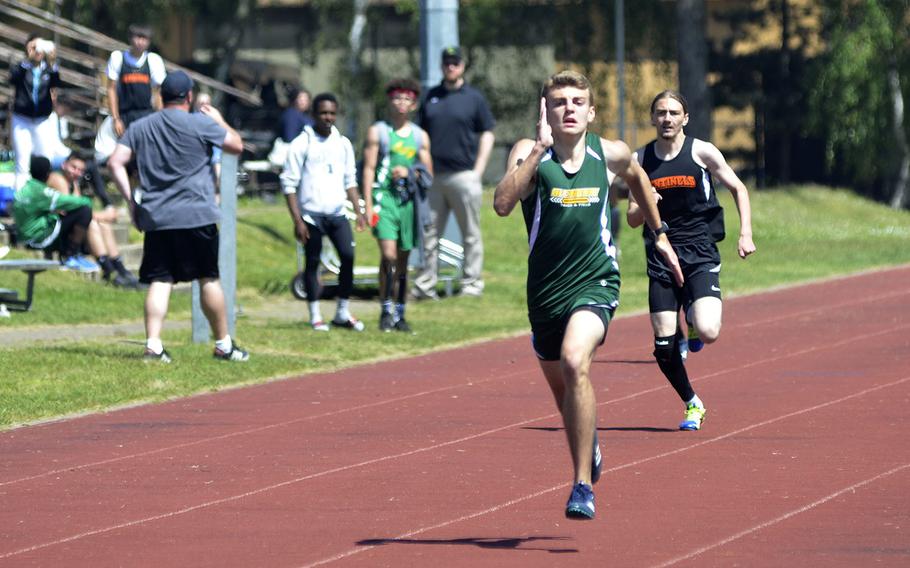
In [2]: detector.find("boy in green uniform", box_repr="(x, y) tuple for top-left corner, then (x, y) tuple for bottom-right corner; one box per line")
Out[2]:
(361, 79), (433, 332)
(494, 71), (683, 520)
(13, 155), (99, 272)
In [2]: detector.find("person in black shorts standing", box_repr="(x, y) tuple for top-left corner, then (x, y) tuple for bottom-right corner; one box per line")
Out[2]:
(108, 71), (249, 362)
(627, 90), (756, 431)
(106, 24), (166, 137)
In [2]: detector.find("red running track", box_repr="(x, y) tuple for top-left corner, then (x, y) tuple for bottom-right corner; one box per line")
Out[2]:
(1, 266), (909, 567)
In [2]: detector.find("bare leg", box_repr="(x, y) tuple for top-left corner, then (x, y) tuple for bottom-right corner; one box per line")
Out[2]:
(378, 239), (398, 302)
(689, 296), (723, 344)
(199, 277), (229, 339)
(540, 310), (604, 485)
(98, 221), (120, 258)
(85, 221), (108, 257)
(145, 281), (173, 341)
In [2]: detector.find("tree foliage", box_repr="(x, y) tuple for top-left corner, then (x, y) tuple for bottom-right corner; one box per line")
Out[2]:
(807, 0), (909, 204)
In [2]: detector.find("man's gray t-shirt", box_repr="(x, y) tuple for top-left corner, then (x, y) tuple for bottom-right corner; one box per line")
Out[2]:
(121, 108), (226, 231)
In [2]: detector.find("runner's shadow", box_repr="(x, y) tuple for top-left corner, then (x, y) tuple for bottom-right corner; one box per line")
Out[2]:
(523, 426), (676, 433)
(357, 536), (576, 554)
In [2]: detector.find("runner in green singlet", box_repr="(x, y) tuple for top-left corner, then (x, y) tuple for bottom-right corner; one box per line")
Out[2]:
(361, 79), (433, 332)
(493, 70), (683, 520)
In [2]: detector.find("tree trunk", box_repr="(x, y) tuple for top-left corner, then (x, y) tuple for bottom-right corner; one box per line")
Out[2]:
(212, 0), (255, 109)
(888, 64), (909, 209)
(777, 0), (792, 184)
(675, 0), (712, 140)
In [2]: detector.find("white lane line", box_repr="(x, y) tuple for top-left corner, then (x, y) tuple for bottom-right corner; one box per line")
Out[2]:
(736, 288), (909, 329)
(0, 376), (512, 488)
(298, 375), (910, 567)
(3, 317), (908, 561)
(5, 284), (904, 488)
(651, 463), (910, 568)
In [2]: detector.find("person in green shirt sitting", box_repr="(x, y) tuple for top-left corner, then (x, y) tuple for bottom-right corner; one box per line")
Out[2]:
(12, 155), (99, 272)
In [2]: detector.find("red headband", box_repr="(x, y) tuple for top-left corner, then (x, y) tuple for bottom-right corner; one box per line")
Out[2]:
(388, 88), (417, 100)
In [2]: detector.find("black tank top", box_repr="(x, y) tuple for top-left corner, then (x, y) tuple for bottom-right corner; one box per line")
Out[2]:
(640, 135), (724, 245)
(117, 51), (152, 115)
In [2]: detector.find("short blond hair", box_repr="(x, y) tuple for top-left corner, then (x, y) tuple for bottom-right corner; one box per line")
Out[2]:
(541, 70), (594, 106)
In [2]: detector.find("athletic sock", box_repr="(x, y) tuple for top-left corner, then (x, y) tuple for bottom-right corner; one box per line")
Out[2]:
(654, 334), (696, 402)
(146, 338), (164, 354)
(395, 302), (405, 320)
(308, 301), (322, 323)
(215, 335), (233, 353)
(381, 299), (394, 315)
(335, 298), (351, 321)
(98, 255), (115, 278)
(686, 394), (704, 409)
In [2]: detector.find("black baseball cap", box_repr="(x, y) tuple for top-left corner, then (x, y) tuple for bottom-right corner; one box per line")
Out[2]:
(441, 46), (463, 63)
(160, 70), (194, 103)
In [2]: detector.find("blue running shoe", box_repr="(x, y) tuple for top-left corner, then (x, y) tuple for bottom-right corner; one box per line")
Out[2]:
(61, 255), (99, 273)
(687, 325), (704, 353)
(565, 482), (595, 520)
(591, 433), (602, 484)
(679, 403), (707, 431)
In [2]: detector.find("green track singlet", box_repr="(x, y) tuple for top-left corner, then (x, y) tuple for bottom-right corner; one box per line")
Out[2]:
(372, 122), (420, 248)
(520, 132), (620, 325)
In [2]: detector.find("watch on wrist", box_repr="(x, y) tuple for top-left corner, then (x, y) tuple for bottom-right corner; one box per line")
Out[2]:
(652, 221), (669, 237)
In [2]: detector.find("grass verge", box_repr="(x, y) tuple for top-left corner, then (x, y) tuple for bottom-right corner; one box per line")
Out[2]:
(1, 184), (908, 428)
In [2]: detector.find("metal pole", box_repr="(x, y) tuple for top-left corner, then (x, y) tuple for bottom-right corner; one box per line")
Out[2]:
(419, 0), (459, 91)
(615, 0), (625, 141)
(193, 153), (238, 343)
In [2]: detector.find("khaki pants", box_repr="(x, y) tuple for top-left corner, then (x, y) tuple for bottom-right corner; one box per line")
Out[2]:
(414, 170), (484, 295)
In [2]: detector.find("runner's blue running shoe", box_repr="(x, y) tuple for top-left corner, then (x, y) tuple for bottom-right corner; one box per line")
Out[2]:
(679, 403), (707, 431)
(565, 482), (595, 520)
(687, 325), (704, 353)
(591, 433), (602, 484)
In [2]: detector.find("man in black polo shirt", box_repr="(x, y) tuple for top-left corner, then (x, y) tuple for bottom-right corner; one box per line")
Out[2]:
(413, 46), (495, 299)
(106, 24), (167, 137)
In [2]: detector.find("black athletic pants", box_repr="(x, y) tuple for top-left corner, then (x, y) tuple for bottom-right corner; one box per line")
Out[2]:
(303, 214), (355, 301)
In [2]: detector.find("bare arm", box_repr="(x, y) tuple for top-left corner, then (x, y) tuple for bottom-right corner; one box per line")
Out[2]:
(199, 104), (243, 154)
(474, 130), (495, 177)
(695, 140), (756, 259)
(493, 98), (552, 217)
(107, 81), (124, 137)
(360, 125), (380, 223)
(605, 139), (684, 286)
(108, 143), (136, 226)
(346, 184), (367, 231)
(46, 172), (69, 194)
(151, 87), (162, 111)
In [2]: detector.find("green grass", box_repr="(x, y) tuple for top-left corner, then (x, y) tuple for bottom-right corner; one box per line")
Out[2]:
(1, 185), (909, 428)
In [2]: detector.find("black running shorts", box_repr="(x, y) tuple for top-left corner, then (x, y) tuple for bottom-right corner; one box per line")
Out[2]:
(531, 304), (613, 361)
(139, 224), (220, 284)
(649, 269), (722, 314)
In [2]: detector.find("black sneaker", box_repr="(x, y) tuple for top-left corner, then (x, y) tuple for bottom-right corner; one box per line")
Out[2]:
(213, 344), (250, 361)
(379, 311), (395, 332)
(143, 348), (172, 363)
(394, 318), (413, 334)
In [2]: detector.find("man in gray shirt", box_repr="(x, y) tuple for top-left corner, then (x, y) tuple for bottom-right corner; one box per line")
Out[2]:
(108, 71), (249, 363)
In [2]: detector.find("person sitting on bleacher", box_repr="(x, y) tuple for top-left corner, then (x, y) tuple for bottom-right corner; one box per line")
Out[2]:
(12, 155), (99, 272)
(46, 153), (139, 286)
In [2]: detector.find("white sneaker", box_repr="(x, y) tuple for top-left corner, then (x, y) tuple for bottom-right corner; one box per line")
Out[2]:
(311, 320), (329, 332)
(459, 283), (483, 297)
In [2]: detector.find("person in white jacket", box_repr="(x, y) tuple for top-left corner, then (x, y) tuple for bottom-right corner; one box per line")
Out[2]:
(280, 92), (368, 331)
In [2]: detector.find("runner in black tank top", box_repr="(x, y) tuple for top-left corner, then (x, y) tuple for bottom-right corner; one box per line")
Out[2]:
(494, 71), (682, 520)
(117, 52), (154, 128)
(628, 90), (756, 432)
